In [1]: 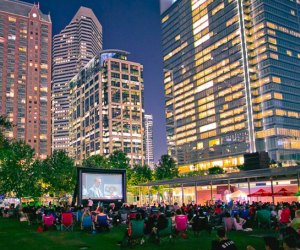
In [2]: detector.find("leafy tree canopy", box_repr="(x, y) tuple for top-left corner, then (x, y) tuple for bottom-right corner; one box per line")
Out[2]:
(41, 150), (76, 196)
(155, 154), (178, 180)
(129, 164), (152, 186)
(208, 166), (224, 175)
(0, 140), (42, 198)
(82, 154), (108, 169)
(108, 150), (130, 170)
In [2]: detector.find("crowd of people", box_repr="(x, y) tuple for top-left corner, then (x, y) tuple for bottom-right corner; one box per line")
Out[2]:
(1, 199), (300, 249)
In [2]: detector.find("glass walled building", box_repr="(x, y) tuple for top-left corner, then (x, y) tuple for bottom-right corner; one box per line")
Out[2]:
(144, 114), (154, 168)
(69, 50), (144, 165)
(0, 0), (52, 158)
(52, 7), (103, 152)
(161, 0), (300, 173)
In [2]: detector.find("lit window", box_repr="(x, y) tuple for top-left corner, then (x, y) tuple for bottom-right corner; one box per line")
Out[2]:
(270, 53), (278, 60)
(8, 16), (16, 22)
(199, 122), (216, 133)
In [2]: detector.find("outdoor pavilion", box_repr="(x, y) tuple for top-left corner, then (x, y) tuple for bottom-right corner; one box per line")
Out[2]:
(138, 166), (300, 205)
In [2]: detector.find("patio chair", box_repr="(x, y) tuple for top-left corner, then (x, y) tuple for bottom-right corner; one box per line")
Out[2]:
(61, 213), (74, 231)
(120, 212), (128, 224)
(43, 215), (54, 229)
(128, 219), (145, 245)
(192, 215), (212, 235)
(256, 210), (271, 229)
(158, 217), (173, 240)
(81, 215), (93, 231)
(175, 215), (188, 235)
(95, 215), (109, 232)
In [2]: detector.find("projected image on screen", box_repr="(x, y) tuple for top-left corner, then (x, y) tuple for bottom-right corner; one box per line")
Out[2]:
(82, 173), (123, 200)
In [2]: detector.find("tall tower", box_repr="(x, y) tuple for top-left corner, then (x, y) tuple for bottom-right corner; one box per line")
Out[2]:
(0, 0), (52, 158)
(69, 50), (145, 166)
(52, 7), (102, 152)
(144, 114), (154, 168)
(161, 0), (300, 173)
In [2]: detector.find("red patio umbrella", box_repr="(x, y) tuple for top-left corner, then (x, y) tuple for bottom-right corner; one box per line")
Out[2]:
(274, 188), (294, 196)
(247, 188), (272, 197)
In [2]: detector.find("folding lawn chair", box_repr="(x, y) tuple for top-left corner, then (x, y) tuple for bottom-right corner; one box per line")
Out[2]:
(95, 215), (109, 232)
(81, 215), (93, 231)
(61, 213), (74, 231)
(43, 215), (55, 229)
(158, 217), (173, 241)
(175, 215), (188, 237)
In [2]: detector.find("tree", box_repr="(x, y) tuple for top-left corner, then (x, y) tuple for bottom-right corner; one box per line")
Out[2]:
(180, 170), (207, 178)
(208, 166), (224, 175)
(0, 115), (12, 131)
(0, 140), (43, 198)
(0, 115), (12, 151)
(41, 150), (76, 196)
(108, 150), (130, 170)
(155, 154), (178, 180)
(82, 155), (108, 169)
(129, 164), (152, 186)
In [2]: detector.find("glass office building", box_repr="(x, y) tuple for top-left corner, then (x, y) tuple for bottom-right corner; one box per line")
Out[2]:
(161, 0), (300, 173)
(52, 7), (102, 152)
(69, 50), (144, 165)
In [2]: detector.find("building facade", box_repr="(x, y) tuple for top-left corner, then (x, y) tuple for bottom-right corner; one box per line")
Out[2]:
(52, 7), (102, 152)
(144, 114), (154, 168)
(69, 50), (144, 165)
(0, 0), (52, 158)
(161, 0), (300, 173)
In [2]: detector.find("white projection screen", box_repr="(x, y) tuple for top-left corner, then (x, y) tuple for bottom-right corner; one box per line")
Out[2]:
(77, 168), (126, 204)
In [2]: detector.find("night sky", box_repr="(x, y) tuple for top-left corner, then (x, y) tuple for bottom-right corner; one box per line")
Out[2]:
(25, 0), (167, 162)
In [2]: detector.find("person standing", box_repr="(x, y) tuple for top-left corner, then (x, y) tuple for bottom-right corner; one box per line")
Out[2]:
(88, 198), (93, 211)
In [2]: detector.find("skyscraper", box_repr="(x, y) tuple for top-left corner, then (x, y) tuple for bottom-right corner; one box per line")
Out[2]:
(0, 0), (52, 158)
(69, 50), (144, 166)
(52, 7), (102, 151)
(161, 0), (300, 173)
(144, 114), (154, 168)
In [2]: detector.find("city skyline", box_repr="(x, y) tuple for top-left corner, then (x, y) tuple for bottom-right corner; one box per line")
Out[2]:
(26, 0), (167, 162)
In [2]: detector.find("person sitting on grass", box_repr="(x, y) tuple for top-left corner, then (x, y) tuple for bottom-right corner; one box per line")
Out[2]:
(211, 228), (237, 250)
(233, 214), (246, 231)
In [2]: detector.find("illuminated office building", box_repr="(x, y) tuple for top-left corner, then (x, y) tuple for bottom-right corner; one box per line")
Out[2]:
(52, 7), (102, 151)
(69, 50), (144, 165)
(144, 114), (154, 168)
(161, 0), (300, 173)
(0, 0), (51, 158)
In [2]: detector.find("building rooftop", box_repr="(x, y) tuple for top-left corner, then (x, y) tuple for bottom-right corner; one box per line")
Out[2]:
(71, 6), (102, 32)
(0, 0), (51, 22)
(139, 166), (300, 187)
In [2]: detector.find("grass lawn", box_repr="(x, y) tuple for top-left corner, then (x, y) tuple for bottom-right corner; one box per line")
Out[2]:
(0, 217), (275, 250)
